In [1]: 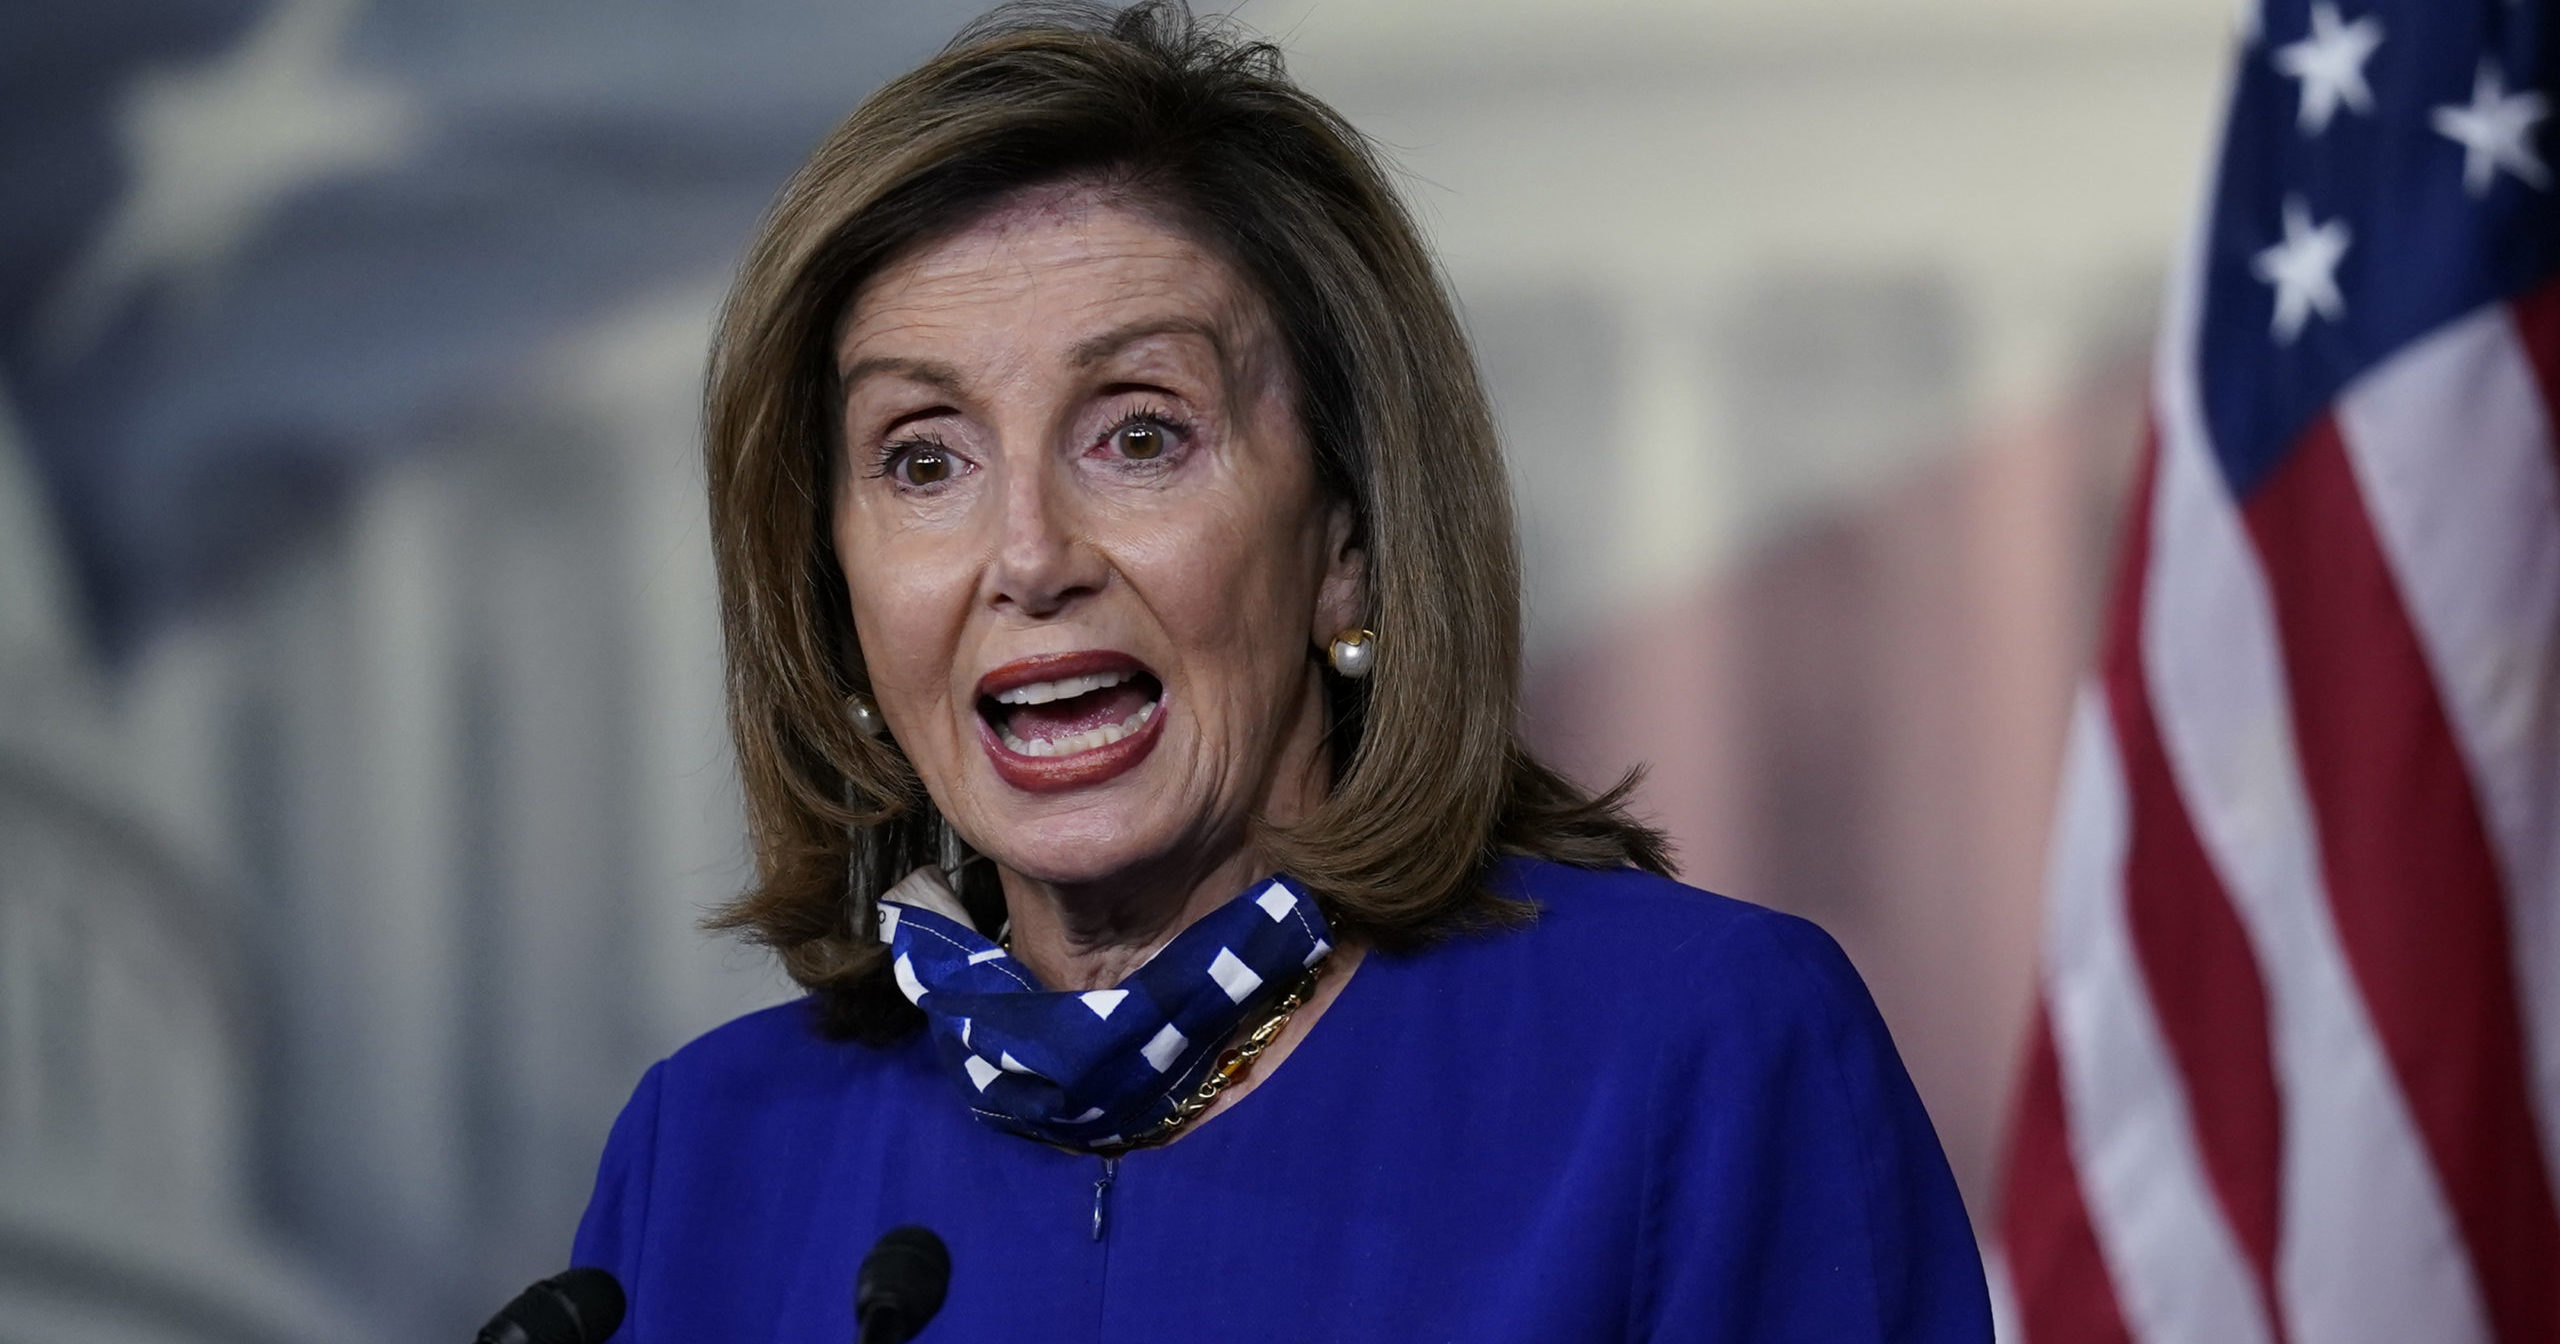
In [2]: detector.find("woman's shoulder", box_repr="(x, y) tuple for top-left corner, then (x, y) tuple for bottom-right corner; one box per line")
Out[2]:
(1471, 864), (1987, 1339)
(643, 995), (935, 1124)
(660, 995), (828, 1078)
(1337, 858), (1893, 1088)
(1485, 857), (1869, 1019)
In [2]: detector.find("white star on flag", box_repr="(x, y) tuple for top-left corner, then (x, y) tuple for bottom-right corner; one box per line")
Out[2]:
(2272, 3), (2384, 134)
(2251, 195), (2352, 344)
(2431, 63), (2551, 197)
(39, 0), (418, 362)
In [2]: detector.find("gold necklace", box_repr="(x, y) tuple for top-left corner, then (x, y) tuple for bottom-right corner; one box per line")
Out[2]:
(1115, 955), (1328, 1149)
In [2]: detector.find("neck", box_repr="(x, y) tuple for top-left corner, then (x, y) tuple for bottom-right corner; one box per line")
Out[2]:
(997, 840), (1274, 991)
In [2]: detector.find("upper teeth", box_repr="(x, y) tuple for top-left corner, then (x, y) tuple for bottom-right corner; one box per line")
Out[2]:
(994, 670), (1134, 705)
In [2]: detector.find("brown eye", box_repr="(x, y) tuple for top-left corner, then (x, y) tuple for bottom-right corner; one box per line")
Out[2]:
(899, 446), (952, 485)
(1115, 422), (1166, 460)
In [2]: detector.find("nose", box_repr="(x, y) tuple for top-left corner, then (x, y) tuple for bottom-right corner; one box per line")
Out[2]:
(983, 452), (1103, 618)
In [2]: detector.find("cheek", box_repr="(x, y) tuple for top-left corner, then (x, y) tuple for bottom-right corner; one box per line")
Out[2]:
(837, 512), (967, 705)
(1116, 497), (1324, 693)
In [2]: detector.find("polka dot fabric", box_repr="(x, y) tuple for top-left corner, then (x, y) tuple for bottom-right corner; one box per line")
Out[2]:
(881, 874), (1332, 1149)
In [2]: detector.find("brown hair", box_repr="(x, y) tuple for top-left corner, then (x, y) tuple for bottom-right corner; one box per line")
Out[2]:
(705, 0), (1671, 1041)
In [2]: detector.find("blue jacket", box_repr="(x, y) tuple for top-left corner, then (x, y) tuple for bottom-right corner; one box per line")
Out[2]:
(574, 859), (1992, 1342)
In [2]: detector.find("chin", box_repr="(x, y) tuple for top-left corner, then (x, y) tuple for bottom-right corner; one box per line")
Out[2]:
(968, 757), (1214, 879)
(980, 818), (1175, 889)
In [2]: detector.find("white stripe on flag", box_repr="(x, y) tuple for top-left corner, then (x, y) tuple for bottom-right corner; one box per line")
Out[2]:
(2045, 691), (2273, 1344)
(2337, 303), (2560, 1184)
(2147, 270), (2491, 1343)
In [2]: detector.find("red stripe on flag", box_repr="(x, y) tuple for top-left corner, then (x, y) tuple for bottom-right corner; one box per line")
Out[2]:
(2104, 442), (2291, 1340)
(2514, 280), (2560, 464)
(2002, 1007), (2136, 1344)
(2244, 416), (2560, 1344)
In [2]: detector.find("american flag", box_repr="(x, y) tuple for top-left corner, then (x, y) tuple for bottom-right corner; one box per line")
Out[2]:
(2000, 2), (2560, 1342)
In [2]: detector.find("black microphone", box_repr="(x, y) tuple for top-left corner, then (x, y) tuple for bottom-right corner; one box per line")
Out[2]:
(855, 1225), (951, 1344)
(474, 1267), (626, 1344)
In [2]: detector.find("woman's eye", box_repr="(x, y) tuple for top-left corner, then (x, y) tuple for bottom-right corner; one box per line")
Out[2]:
(1113, 420), (1169, 460)
(893, 444), (954, 486)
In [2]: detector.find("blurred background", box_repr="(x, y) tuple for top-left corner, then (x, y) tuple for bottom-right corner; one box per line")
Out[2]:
(0, 0), (2229, 1337)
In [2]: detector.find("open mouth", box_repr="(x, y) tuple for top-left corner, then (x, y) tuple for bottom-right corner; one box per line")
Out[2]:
(974, 651), (1166, 790)
(983, 667), (1162, 756)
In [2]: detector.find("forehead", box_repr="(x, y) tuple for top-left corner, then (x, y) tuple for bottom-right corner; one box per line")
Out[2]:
(835, 184), (1271, 367)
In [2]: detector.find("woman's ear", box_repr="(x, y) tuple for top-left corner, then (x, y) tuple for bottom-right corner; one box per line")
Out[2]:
(1311, 499), (1367, 645)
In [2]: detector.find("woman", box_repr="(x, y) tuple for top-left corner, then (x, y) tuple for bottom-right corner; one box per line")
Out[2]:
(574, 4), (1991, 1340)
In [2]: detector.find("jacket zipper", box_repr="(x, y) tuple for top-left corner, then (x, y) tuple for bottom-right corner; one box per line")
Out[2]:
(1092, 1154), (1120, 1242)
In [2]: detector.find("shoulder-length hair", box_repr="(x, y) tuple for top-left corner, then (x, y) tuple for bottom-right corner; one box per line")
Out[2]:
(706, 0), (1670, 1040)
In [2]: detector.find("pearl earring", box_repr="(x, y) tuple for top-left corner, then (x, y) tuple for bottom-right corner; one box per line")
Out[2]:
(844, 692), (888, 738)
(1327, 628), (1377, 680)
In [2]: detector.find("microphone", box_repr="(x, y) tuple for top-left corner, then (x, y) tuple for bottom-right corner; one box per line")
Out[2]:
(855, 1225), (951, 1344)
(474, 1267), (626, 1344)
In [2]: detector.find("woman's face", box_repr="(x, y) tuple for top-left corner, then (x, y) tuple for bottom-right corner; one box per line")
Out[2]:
(833, 185), (1364, 894)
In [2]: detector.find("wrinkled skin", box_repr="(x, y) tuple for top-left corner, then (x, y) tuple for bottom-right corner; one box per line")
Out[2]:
(833, 182), (1365, 992)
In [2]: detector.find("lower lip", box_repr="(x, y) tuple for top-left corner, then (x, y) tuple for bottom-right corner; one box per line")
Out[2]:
(978, 697), (1166, 793)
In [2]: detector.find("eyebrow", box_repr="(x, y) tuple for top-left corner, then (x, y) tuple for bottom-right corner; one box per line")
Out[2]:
(838, 355), (968, 396)
(837, 315), (1236, 406)
(1070, 316), (1230, 369)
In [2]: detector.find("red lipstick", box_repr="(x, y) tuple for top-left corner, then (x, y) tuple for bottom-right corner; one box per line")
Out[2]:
(975, 650), (1165, 794)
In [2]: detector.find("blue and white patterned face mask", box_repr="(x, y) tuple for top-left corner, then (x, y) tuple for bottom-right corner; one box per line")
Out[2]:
(878, 867), (1332, 1149)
